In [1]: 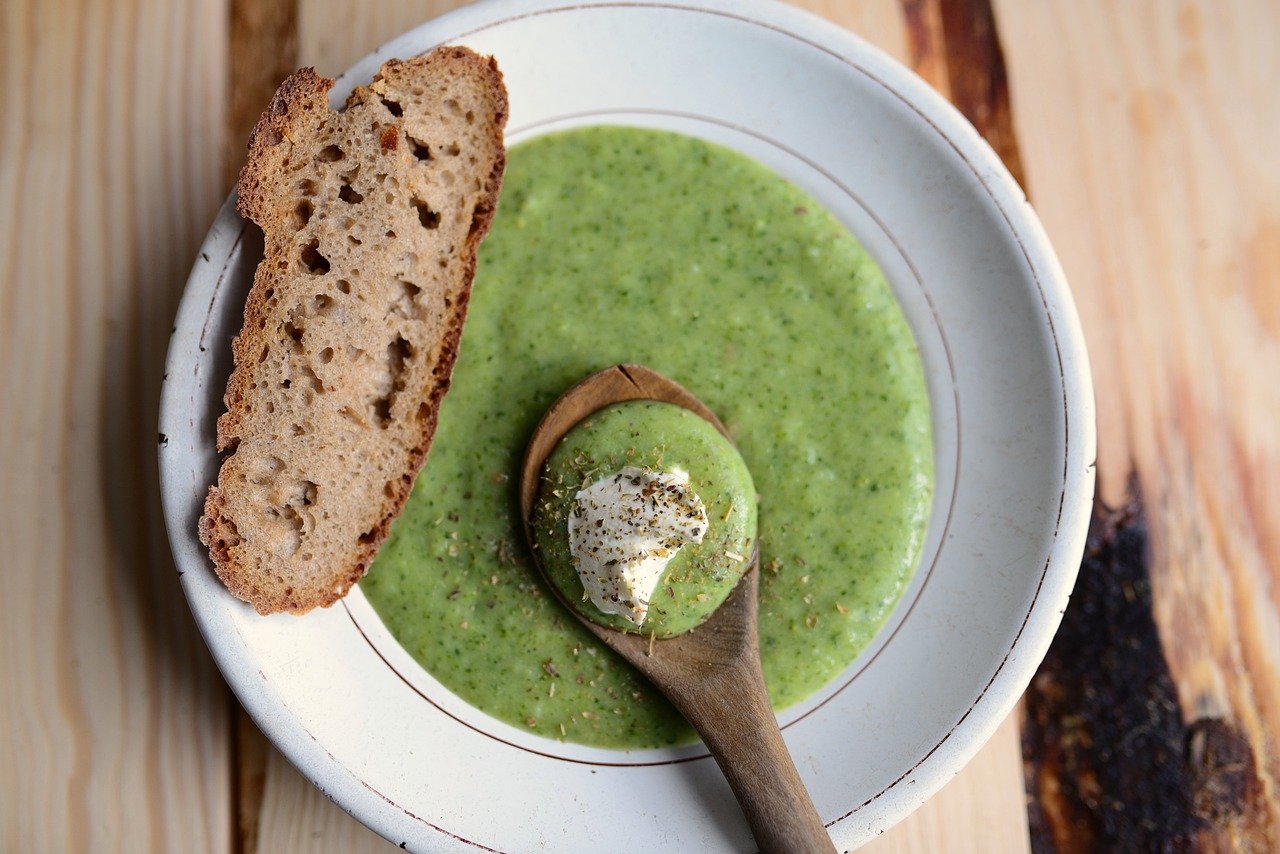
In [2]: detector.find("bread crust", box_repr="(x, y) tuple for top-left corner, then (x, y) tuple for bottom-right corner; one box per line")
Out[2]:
(199, 47), (507, 614)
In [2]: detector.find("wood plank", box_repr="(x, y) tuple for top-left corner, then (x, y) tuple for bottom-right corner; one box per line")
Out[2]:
(790, 0), (909, 64)
(898, 0), (950, 99)
(227, 0), (300, 186)
(297, 0), (468, 77)
(235, 1), (1029, 851)
(995, 0), (1280, 848)
(937, 0), (1024, 189)
(0, 0), (233, 850)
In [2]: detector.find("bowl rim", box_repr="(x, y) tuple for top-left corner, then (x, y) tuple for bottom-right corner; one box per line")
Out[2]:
(160, 0), (1096, 849)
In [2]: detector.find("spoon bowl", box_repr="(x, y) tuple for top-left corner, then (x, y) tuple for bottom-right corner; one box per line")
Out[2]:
(520, 364), (835, 854)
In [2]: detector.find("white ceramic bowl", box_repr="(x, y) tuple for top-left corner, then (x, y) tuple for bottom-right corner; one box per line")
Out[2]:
(160, 0), (1095, 850)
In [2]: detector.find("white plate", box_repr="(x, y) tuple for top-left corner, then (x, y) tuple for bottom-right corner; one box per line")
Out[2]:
(160, 1), (1095, 850)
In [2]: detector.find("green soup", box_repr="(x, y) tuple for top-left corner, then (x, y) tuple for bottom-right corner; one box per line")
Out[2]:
(533, 400), (758, 637)
(361, 126), (933, 748)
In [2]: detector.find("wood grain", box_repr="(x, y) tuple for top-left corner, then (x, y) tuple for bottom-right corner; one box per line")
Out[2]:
(0, 0), (233, 850)
(791, 0), (909, 65)
(1025, 493), (1273, 850)
(227, 0), (299, 186)
(938, 0), (1024, 190)
(898, 0), (950, 98)
(298, 0), (470, 78)
(995, 0), (1280, 848)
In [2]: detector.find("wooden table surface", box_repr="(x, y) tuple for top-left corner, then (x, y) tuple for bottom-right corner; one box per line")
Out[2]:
(2, 0), (1276, 850)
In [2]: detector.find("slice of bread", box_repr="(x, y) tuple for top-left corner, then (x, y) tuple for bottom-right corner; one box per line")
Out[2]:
(199, 46), (507, 614)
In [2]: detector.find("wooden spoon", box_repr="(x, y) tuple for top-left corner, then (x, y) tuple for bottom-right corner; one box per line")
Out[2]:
(520, 364), (835, 854)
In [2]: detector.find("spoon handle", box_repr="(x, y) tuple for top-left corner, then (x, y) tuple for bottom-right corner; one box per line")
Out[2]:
(671, 656), (836, 854)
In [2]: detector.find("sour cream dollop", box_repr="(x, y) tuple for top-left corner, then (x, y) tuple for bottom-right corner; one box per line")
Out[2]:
(567, 466), (708, 626)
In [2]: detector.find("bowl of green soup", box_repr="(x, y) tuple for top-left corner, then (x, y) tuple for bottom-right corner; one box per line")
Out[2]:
(160, 0), (1095, 850)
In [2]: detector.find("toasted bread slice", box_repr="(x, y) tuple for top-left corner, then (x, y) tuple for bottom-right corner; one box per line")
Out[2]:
(199, 47), (507, 614)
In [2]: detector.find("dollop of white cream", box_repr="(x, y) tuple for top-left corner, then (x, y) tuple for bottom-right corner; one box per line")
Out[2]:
(568, 466), (708, 626)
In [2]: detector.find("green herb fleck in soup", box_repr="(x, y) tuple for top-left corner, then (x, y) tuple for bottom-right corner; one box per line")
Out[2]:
(361, 126), (933, 748)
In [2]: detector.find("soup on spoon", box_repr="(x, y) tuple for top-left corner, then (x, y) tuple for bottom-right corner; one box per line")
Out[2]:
(532, 399), (757, 637)
(520, 364), (835, 854)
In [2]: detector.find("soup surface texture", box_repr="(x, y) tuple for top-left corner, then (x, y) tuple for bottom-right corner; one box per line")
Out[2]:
(361, 126), (933, 748)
